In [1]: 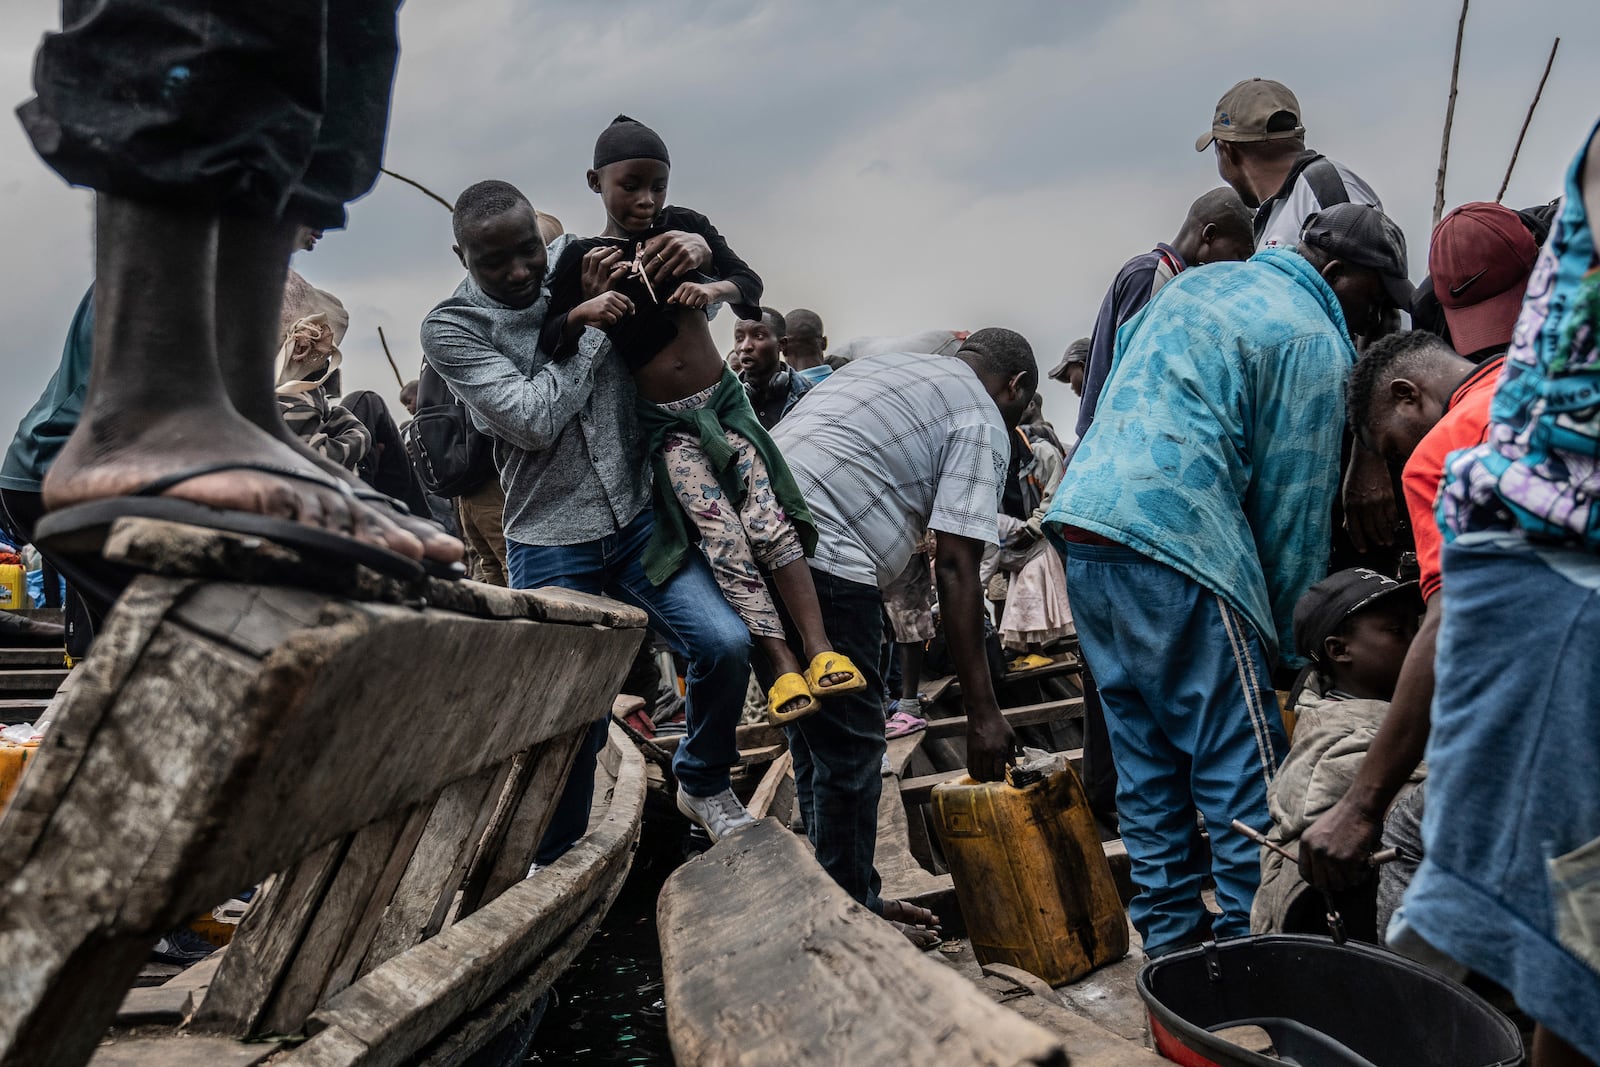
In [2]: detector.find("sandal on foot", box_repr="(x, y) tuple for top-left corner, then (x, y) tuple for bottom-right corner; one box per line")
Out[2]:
(351, 487), (465, 580)
(35, 462), (428, 583)
(804, 651), (867, 696)
(884, 710), (928, 739)
(766, 672), (820, 726)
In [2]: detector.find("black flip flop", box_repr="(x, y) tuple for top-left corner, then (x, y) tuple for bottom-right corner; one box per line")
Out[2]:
(35, 462), (427, 583)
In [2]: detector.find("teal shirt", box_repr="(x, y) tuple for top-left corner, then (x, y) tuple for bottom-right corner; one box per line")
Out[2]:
(1045, 250), (1356, 662)
(0, 287), (93, 493)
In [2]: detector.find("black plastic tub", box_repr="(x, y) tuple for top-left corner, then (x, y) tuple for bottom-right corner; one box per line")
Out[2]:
(1136, 934), (1523, 1066)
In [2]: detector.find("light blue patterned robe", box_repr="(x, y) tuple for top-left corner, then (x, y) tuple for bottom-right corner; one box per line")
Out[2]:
(1046, 249), (1356, 662)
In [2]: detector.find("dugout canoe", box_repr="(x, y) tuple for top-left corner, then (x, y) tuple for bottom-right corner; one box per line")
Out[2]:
(0, 517), (647, 1067)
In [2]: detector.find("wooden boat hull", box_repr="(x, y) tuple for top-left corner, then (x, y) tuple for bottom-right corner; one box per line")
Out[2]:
(0, 519), (650, 1067)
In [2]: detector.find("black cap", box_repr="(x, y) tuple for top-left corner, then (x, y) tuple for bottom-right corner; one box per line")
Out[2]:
(1300, 203), (1416, 309)
(1293, 568), (1422, 665)
(1048, 337), (1091, 382)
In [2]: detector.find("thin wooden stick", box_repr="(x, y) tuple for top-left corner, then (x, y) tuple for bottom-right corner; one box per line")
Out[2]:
(380, 166), (454, 212)
(1230, 819), (1398, 868)
(375, 326), (406, 389)
(1433, 0), (1470, 226)
(1497, 37), (1561, 203)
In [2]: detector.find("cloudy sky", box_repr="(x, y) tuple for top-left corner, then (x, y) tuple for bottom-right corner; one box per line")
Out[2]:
(1, 0), (1596, 437)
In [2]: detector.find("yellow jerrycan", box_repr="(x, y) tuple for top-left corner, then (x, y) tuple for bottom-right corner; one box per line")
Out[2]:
(0, 564), (25, 611)
(931, 750), (1128, 985)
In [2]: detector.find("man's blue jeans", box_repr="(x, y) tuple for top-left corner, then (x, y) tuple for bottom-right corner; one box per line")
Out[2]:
(1064, 541), (1286, 957)
(508, 508), (751, 865)
(755, 566), (887, 913)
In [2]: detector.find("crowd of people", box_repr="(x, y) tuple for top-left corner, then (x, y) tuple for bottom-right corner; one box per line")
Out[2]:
(2, 5), (1597, 1063)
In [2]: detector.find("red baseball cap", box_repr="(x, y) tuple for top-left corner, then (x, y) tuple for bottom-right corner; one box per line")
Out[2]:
(1429, 202), (1537, 357)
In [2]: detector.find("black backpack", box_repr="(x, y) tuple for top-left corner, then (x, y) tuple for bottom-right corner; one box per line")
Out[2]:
(402, 362), (497, 498)
(1254, 153), (1351, 244)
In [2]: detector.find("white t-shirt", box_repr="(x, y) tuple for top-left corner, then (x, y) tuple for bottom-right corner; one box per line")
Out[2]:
(772, 353), (1009, 588)
(1256, 158), (1382, 251)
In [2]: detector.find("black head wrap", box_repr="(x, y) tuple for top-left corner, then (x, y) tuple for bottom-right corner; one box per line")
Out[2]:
(593, 115), (670, 169)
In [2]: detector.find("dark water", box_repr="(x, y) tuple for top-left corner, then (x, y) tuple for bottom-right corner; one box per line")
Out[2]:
(526, 837), (684, 1065)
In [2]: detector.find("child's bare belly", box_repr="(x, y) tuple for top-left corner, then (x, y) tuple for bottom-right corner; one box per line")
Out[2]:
(632, 309), (727, 404)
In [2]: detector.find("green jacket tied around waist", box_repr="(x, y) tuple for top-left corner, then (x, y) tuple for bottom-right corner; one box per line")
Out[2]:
(636, 368), (817, 586)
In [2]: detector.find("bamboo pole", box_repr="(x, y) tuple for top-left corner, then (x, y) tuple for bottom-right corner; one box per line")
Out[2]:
(1497, 38), (1561, 203)
(1433, 0), (1470, 227)
(376, 326), (407, 389)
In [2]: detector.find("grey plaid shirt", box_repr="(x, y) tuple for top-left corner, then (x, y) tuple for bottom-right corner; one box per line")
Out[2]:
(421, 263), (651, 547)
(772, 353), (1008, 587)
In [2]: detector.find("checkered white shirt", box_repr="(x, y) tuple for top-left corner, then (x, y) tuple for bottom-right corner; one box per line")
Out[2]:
(772, 353), (1009, 588)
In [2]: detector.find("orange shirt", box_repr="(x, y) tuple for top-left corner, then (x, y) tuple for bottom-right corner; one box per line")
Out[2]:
(1402, 356), (1505, 602)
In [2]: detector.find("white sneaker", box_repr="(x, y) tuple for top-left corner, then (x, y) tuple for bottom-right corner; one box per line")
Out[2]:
(676, 787), (756, 843)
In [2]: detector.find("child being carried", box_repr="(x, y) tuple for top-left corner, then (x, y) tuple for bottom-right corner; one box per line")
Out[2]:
(542, 115), (861, 726)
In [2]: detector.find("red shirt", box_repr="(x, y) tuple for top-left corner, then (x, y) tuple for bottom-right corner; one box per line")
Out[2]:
(1402, 356), (1505, 602)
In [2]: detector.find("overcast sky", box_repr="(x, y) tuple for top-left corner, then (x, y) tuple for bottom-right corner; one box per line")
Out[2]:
(2, 0), (1596, 438)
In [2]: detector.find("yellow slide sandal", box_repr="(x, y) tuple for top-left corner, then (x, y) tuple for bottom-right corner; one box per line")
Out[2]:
(767, 672), (820, 726)
(804, 651), (867, 697)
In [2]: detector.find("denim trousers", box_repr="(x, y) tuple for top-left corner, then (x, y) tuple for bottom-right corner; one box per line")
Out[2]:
(1065, 542), (1286, 957)
(508, 508), (751, 865)
(756, 565), (887, 913)
(1401, 536), (1600, 1060)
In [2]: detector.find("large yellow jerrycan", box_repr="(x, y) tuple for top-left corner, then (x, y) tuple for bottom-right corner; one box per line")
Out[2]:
(932, 751), (1128, 985)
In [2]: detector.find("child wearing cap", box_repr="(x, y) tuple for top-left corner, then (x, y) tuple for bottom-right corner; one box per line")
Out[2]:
(1251, 568), (1422, 940)
(541, 116), (864, 728)
(1300, 329), (1503, 940)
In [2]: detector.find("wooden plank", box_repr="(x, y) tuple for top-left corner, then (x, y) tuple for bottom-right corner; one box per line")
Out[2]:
(0, 698), (50, 724)
(0, 555), (644, 1067)
(651, 721), (785, 757)
(191, 838), (348, 1035)
(253, 809), (431, 1037)
(658, 818), (1066, 1066)
(455, 729), (588, 918)
(317, 807), (435, 1004)
(876, 759), (948, 904)
(746, 751), (793, 820)
(89, 1036), (280, 1067)
(884, 732), (925, 778)
(924, 699), (1083, 740)
(921, 654), (1082, 706)
(360, 766), (507, 976)
(0, 648), (66, 669)
(285, 727), (646, 1067)
(0, 669), (69, 695)
(973, 978), (1164, 1065)
(114, 986), (193, 1025)
(115, 952), (226, 1027)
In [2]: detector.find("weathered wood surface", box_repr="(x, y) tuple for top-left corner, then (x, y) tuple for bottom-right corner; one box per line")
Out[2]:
(0, 519), (647, 1067)
(456, 728), (587, 917)
(0, 669), (70, 695)
(937, 932), (1154, 1051)
(282, 725), (646, 1067)
(0, 649), (66, 670)
(652, 721), (785, 757)
(745, 750), (793, 821)
(658, 818), (1068, 1066)
(924, 699), (1084, 740)
(876, 735), (947, 903)
(90, 1035), (279, 1067)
